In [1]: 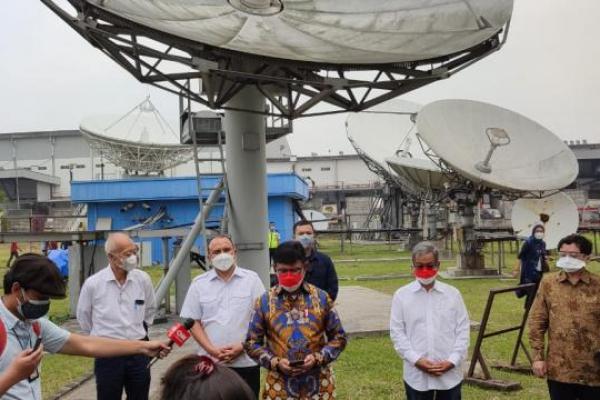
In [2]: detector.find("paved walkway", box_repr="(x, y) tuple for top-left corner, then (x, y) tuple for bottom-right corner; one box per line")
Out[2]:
(55, 286), (394, 399)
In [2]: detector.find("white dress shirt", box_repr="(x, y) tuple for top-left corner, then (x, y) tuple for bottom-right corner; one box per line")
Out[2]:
(390, 280), (469, 391)
(180, 266), (265, 368)
(76, 266), (156, 340)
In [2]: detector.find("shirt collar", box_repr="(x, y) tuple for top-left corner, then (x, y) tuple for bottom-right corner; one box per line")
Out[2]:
(409, 279), (444, 293)
(0, 297), (21, 330)
(104, 265), (132, 283)
(274, 281), (311, 296)
(557, 268), (591, 285)
(208, 265), (241, 281)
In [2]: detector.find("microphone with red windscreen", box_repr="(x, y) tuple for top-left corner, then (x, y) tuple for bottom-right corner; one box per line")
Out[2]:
(147, 318), (195, 368)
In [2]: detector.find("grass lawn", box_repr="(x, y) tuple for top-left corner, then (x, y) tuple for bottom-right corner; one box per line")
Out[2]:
(0, 238), (596, 399)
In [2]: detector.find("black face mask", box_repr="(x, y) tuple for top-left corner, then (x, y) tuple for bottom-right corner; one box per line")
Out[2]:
(17, 289), (50, 321)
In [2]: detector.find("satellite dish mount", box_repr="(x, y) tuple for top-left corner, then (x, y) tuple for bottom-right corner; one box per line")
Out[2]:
(475, 128), (511, 173)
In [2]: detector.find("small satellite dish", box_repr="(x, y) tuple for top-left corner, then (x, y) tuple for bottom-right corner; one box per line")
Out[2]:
(89, 0), (513, 64)
(385, 156), (447, 194)
(511, 192), (579, 249)
(80, 98), (193, 174)
(302, 209), (329, 231)
(416, 100), (578, 192)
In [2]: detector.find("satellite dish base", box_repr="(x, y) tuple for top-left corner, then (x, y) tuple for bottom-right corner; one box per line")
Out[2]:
(441, 267), (501, 279)
(475, 162), (492, 174)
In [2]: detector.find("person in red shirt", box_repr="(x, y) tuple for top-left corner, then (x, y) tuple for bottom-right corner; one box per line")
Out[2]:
(6, 242), (20, 267)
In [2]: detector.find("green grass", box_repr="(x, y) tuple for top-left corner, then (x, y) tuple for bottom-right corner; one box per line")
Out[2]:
(0, 240), (598, 399)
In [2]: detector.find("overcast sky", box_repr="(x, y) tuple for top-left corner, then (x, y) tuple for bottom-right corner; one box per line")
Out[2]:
(2, 1), (600, 156)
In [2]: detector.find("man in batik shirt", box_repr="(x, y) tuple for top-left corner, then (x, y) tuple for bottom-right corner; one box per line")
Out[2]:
(244, 241), (347, 399)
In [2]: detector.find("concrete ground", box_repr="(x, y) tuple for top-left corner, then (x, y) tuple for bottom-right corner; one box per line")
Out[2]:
(56, 286), (394, 399)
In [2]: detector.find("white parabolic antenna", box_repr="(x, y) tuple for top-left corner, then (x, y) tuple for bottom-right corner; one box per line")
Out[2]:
(511, 192), (579, 249)
(88, 0), (513, 64)
(386, 156), (447, 192)
(416, 100), (578, 192)
(80, 98), (193, 174)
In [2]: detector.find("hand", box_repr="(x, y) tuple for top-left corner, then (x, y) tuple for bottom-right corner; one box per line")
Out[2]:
(532, 361), (547, 378)
(277, 358), (303, 376)
(141, 340), (171, 358)
(219, 343), (244, 363)
(300, 354), (317, 371)
(415, 358), (436, 373)
(5, 346), (44, 382)
(428, 360), (454, 376)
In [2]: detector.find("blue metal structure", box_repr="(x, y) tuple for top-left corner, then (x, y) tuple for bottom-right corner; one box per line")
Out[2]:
(71, 173), (308, 263)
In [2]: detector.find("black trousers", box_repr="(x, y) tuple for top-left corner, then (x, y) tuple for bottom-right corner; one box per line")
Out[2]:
(231, 365), (261, 399)
(548, 380), (600, 400)
(94, 354), (151, 400)
(404, 382), (461, 400)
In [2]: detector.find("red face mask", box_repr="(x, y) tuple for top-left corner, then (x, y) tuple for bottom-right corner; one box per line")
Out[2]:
(277, 271), (303, 290)
(414, 266), (438, 279)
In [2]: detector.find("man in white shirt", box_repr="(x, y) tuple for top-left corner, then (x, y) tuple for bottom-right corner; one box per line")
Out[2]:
(180, 234), (265, 398)
(390, 241), (469, 400)
(77, 232), (156, 400)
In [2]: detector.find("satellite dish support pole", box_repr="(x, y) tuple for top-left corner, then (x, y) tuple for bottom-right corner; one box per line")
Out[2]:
(224, 86), (270, 288)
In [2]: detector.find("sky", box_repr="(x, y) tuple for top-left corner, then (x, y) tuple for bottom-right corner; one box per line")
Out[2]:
(1, 1), (600, 156)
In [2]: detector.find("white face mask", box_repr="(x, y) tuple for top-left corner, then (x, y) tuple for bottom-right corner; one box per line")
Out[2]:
(212, 252), (235, 271)
(416, 274), (437, 286)
(120, 254), (138, 272)
(556, 256), (586, 273)
(534, 232), (544, 240)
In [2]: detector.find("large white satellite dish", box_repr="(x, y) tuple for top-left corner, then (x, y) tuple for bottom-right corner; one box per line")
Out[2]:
(416, 100), (578, 192)
(87, 0), (513, 65)
(511, 192), (579, 249)
(386, 156), (447, 193)
(80, 98), (193, 174)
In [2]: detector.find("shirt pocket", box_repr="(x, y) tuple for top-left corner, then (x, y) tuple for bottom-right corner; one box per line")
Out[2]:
(230, 291), (253, 318)
(198, 296), (220, 321)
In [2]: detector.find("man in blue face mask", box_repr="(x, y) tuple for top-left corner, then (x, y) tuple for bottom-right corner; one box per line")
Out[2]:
(293, 220), (338, 301)
(0, 254), (170, 400)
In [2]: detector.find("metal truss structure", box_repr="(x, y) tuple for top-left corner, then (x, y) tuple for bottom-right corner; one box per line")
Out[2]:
(42, 0), (509, 119)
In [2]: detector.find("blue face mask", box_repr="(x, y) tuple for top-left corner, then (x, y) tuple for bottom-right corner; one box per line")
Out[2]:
(297, 234), (314, 249)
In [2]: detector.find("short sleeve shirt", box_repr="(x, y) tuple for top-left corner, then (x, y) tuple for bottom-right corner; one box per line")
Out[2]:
(0, 299), (70, 400)
(180, 266), (265, 368)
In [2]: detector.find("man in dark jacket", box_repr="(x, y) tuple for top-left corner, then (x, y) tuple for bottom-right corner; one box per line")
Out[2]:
(293, 220), (338, 301)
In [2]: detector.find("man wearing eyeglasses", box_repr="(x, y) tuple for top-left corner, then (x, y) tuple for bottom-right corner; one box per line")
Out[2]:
(390, 241), (469, 400)
(529, 234), (600, 400)
(77, 232), (156, 400)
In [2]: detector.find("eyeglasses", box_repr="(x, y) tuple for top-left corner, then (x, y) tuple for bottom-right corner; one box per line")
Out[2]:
(413, 263), (439, 269)
(558, 251), (586, 259)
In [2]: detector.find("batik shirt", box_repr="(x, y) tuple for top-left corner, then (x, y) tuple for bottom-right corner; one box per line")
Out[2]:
(529, 269), (600, 385)
(244, 282), (347, 399)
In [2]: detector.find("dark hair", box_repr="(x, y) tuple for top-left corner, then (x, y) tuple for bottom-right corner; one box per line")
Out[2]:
(272, 241), (306, 265)
(3, 253), (66, 298)
(293, 220), (315, 234)
(160, 355), (255, 400)
(557, 234), (593, 256)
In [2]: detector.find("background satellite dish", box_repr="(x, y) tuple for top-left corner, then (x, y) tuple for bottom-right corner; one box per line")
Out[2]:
(511, 192), (579, 249)
(416, 99), (578, 192)
(386, 156), (447, 194)
(346, 99), (422, 182)
(303, 209), (329, 231)
(89, 0), (513, 65)
(80, 98), (193, 174)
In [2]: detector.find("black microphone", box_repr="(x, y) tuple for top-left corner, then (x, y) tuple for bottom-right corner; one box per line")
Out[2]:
(147, 318), (195, 368)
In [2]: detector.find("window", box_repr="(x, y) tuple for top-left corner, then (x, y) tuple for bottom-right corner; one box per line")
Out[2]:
(37, 166), (47, 171)
(320, 167), (331, 171)
(301, 168), (312, 172)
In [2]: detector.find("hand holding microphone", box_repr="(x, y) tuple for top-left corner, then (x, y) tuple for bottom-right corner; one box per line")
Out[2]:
(147, 318), (195, 368)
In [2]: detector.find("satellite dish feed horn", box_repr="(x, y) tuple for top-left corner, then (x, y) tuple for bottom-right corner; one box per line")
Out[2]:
(475, 127), (511, 173)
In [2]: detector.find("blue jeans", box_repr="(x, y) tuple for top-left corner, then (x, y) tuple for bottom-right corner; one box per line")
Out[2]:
(94, 354), (151, 400)
(404, 382), (462, 400)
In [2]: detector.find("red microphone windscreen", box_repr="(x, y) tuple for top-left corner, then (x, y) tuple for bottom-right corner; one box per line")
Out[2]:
(167, 323), (191, 347)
